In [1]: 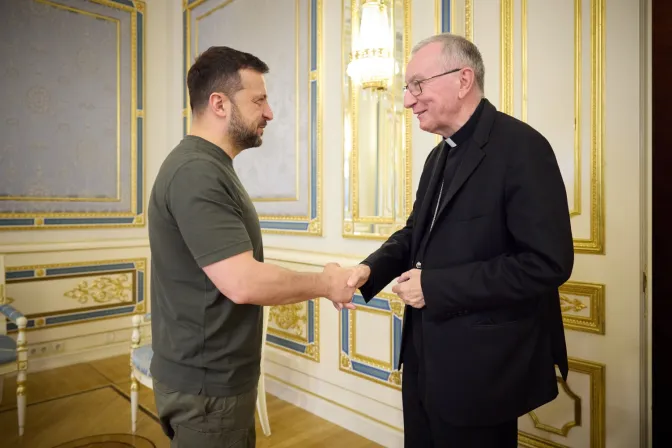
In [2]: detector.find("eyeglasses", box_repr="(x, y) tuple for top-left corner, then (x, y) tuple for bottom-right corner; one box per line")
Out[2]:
(403, 68), (463, 96)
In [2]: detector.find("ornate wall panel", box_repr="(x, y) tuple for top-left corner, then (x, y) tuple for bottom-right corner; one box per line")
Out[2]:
(342, 0), (412, 240)
(518, 358), (605, 448)
(436, 0), (473, 39)
(500, 0), (605, 254)
(560, 281), (605, 335)
(266, 300), (319, 362)
(183, 0), (322, 235)
(4, 259), (146, 333)
(0, 0), (146, 230)
(340, 293), (404, 389)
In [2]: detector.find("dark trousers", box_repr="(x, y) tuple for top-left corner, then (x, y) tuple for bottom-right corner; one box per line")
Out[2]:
(153, 378), (257, 448)
(402, 357), (518, 447)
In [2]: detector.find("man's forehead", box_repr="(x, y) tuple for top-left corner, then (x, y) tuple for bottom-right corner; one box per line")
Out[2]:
(240, 69), (267, 91)
(406, 43), (444, 80)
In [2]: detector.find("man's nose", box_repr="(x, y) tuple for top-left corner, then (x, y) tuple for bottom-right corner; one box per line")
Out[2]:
(264, 104), (274, 121)
(403, 89), (417, 109)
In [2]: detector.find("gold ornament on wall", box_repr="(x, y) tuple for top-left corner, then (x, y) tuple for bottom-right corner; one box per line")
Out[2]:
(64, 274), (133, 305)
(560, 294), (588, 313)
(269, 304), (307, 336)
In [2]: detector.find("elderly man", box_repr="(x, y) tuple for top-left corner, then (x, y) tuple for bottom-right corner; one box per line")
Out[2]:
(346, 33), (574, 447)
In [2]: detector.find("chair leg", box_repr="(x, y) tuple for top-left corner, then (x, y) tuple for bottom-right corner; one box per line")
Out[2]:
(17, 381), (25, 436)
(256, 369), (271, 436)
(131, 375), (138, 433)
(256, 305), (271, 436)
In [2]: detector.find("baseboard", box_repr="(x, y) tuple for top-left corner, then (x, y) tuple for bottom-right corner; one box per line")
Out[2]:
(28, 340), (129, 373)
(24, 323), (149, 373)
(265, 374), (404, 448)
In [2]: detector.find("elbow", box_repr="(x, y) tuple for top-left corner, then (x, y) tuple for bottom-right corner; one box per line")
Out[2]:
(215, 280), (254, 305)
(227, 285), (254, 305)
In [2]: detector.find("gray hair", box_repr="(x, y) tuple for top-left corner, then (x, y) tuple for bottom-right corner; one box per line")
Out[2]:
(412, 33), (485, 93)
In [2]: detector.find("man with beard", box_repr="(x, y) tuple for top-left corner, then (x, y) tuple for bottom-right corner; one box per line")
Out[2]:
(147, 46), (356, 448)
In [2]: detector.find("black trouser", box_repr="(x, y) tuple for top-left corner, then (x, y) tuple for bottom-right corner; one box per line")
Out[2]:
(401, 332), (518, 448)
(153, 378), (257, 448)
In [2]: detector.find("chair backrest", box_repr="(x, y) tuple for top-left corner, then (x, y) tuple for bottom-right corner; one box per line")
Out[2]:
(0, 254), (6, 336)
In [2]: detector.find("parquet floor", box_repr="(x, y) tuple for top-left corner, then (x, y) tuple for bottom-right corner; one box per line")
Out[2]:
(0, 354), (381, 448)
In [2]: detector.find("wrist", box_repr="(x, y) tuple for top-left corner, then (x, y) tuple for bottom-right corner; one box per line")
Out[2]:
(317, 271), (332, 298)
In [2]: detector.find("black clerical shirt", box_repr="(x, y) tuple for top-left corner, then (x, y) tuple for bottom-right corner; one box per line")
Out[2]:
(405, 98), (485, 394)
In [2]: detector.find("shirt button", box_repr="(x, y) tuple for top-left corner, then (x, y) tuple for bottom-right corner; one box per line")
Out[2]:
(416, 262), (422, 269)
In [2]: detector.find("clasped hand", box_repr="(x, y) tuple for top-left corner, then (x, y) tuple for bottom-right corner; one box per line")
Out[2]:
(392, 269), (425, 309)
(323, 263), (372, 311)
(322, 263), (357, 310)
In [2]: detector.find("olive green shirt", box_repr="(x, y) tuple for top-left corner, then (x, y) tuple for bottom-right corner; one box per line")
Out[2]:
(148, 135), (263, 397)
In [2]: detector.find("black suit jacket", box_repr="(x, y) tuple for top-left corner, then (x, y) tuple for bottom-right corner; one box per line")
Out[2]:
(359, 99), (574, 426)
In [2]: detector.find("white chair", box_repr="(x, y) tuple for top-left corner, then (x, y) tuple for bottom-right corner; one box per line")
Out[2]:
(130, 308), (271, 436)
(0, 255), (28, 436)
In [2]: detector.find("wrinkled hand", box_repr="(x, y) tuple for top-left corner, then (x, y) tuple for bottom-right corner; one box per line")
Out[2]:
(392, 269), (425, 309)
(332, 264), (371, 311)
(322, 263), (356, 309)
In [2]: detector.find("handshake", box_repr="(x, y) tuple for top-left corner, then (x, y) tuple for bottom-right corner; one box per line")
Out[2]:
(320, 263), (371, 310)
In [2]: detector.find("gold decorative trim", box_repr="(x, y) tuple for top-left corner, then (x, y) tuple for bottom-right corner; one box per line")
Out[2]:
(559, 281), (605, 334)
(5, 258), (146, 332)
(510, 0), (604, 253)
(184, 0), (321, 235)
(529, 376), (582, 436)
(519, 357), (605, 448)
(500, 0), (514, 115)
(465, 0), (473, 41)
(267, 298), (320, 362)
(64, 274), (134, 305)
(340, 292), (403, 390)
(342, 0), (412, 240)
(0, 0), (146, 230)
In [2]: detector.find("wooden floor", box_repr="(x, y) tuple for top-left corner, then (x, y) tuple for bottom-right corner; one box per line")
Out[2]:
(0, 354), (381, 447)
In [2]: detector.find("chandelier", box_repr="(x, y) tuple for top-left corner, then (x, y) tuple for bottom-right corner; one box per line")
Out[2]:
(346, 0), (395, 90)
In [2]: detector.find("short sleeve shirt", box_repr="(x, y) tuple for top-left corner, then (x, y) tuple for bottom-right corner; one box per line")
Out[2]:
(148, 135), (263, 397)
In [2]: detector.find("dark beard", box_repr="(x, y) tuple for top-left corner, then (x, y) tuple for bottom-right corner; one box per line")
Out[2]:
(229, 103), (263, 150)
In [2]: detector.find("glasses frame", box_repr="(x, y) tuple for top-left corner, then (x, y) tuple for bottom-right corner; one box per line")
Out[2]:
(403, 67), (463, 96)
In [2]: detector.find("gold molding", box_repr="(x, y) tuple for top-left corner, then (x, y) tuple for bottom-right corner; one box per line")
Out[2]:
(339, 292), (404, 390)
(560, 281), (605, 334)
(183, 0), (322, 235)
(0, 0), (146, 230)
(507, 0), (605, 253)
(529, 376), (582, 436)
(1, 0), (122, 204)
(5, 258), (146, 332)
(519, 357), (605, 448)
(267, 298), (320, 362)
(500, 0), (514, 115)
(342, 0), (412, 240)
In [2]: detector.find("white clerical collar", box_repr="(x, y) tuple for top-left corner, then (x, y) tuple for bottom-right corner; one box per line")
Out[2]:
(444, 137), (457, 148)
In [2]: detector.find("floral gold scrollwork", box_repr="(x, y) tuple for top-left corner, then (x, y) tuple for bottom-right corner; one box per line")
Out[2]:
(269, 304), (307, 336)
(560, 294), (587, 313)
(388, 370), (401, 385)
(64, 274), (134, 304)
(389, 299), (404, 318)
(305, 344), (317, 357)
(340, 353), (352, 369)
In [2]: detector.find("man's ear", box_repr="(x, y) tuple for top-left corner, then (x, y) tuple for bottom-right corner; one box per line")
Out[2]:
(458, 68), (475, 99)
(208, 92), (230, 118)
